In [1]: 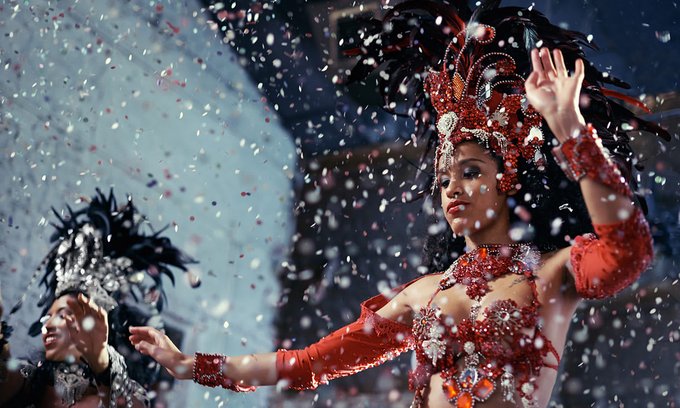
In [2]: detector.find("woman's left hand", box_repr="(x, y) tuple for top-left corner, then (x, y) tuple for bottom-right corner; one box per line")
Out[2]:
(65, 294), (110, 374)
(525, 47), (587, 143)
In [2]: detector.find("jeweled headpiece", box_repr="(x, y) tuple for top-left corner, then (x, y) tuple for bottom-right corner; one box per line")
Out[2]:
(5, 189), (199, 392)
(346, 0), (669, 194)
(425, 23), (544, 192)
(9, 188), (197, 336)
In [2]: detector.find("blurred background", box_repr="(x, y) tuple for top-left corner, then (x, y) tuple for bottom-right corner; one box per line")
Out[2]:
(1, 0), (678, 406)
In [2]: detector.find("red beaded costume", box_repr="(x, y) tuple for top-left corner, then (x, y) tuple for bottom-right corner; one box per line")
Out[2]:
(192, 0), (667, 406)
(275, 202), (652, 406)
(193, 129), (656, 404)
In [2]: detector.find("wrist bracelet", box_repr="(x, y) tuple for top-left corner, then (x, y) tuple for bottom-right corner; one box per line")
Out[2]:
(193, 352), (256, 392)
(552, 124), (632, 197)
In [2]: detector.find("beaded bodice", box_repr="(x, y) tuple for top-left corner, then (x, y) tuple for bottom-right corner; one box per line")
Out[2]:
(408, 244), (559, 408)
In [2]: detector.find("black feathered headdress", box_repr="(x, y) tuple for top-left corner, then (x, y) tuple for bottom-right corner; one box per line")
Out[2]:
(9, 188), (197, 337)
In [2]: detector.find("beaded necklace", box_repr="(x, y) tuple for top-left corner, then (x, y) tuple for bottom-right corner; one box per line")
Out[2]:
(439, 243), (539, 300)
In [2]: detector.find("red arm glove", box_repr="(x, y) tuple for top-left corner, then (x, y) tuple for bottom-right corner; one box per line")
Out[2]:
(570, 207), (653, 299)
(276, 283), (417, 390)
(553, 125), (654, 299)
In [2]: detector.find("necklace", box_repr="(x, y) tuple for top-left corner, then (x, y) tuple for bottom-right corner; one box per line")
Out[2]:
(439, 243), (539, 300)
(31, 360), (95, 406)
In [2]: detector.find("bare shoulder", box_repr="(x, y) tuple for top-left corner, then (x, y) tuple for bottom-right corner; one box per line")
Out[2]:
(400, 273), (442, 307)
(376, 273), (442, 323)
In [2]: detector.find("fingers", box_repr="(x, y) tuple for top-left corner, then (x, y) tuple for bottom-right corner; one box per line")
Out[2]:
(129, 326), (153, 334)
(66, 294), (104, 319)
(539, 47), (556, 76)
(134, 339), (169, 362)
(67, 294), (107, 333)
(64, 315), (89, 353)
(65, 296), (86, 320)
(129, 326), (163, 347)
(524, 71), (539, 90)
(65, 315), (80, 336)
(129, 332), (157, 346)
(552, 49), (567, 77)
(532, 47), (584, 83)
(531, 48), (561, 82)
(133, 340), (191, 380)
(129, 326), (161, 338)
(574, 58), (585, 79)
(134, 340), (157, 357)
(79, 294), (104, 316)
(530, 48), (543, 76)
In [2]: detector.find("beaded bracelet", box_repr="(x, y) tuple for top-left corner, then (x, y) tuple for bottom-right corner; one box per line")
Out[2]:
(193, 352), (256, 392)
(551, 124), (632, 197)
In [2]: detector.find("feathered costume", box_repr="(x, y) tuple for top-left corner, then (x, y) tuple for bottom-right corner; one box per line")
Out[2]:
(1, 189), (197, 407)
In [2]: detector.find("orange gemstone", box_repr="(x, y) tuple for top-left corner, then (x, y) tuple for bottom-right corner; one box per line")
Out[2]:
(456, 392), (473, 408)
(473, 377), (495, 399)
(442, 379), (461, 400)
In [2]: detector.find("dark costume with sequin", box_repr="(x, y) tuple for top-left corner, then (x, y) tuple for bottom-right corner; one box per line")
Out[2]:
(1, 189), (196, 407)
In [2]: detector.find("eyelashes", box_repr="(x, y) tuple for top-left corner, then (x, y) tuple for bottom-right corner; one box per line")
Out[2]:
(462, 167), (481, 179)
(438, 167), (482, 186)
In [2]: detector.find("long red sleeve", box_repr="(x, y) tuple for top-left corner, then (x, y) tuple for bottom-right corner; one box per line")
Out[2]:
(276, 284), (417, 390)
(570, 207), (653, 299)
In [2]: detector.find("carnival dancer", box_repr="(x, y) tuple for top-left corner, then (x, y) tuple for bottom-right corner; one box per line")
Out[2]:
(0, 189), (196, 407)
(127, 1), (669, 407)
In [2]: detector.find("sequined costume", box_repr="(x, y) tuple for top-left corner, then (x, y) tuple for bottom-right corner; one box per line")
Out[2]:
(1, 189), (197, 407)
(276, 205), (652, 406)
(193, 73), (658, 408)
(192, 0), (662, 405)
(2, 348), (147, 408)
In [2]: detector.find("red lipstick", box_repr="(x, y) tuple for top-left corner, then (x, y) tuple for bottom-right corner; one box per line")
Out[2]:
(446, 199), (468, 216)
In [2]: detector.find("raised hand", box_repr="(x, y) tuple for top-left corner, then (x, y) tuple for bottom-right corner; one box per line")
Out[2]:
(525, 47), (587, 143)
(129, 326), (194, 380)
(64, 294), (109, 374)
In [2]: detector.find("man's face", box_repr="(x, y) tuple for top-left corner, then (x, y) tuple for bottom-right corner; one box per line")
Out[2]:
(41, 295), (81, 362)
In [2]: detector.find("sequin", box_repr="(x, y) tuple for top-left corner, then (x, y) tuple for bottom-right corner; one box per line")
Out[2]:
(411, 244), (559, 407)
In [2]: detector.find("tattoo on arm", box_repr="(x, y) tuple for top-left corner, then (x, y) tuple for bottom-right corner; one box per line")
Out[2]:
(510, 277), (528, 287)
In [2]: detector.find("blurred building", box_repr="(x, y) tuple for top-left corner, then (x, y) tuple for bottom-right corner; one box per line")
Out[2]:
(0, 1), (295, 406)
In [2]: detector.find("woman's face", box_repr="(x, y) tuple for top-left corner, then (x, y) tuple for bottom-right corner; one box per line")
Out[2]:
(41, 294), (81, 362)
(437, 141), (510, 237)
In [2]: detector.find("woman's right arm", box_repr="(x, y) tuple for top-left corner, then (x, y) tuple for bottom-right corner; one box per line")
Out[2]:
(129, 275), (423, 391)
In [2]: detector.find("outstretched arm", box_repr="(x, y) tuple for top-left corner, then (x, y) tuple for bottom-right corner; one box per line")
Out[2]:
(128, 326), (277, 388)
(129, 277), (418, 391)
(526, 48), (653, 299)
